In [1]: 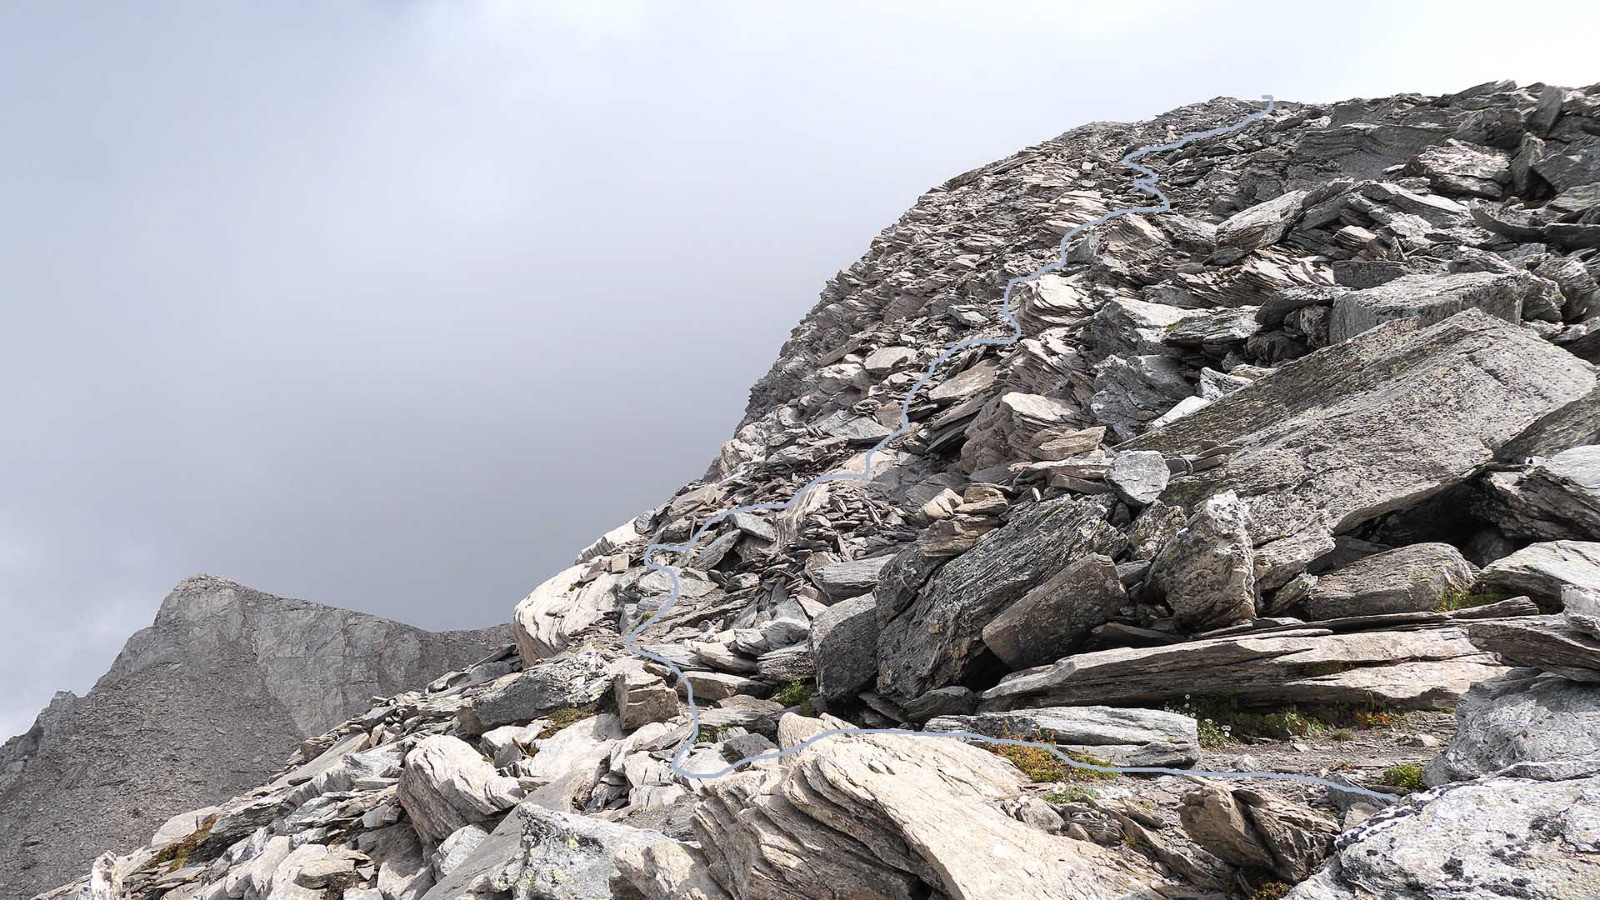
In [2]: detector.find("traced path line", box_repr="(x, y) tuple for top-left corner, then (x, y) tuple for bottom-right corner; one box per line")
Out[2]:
(624, 96), (1391, 802)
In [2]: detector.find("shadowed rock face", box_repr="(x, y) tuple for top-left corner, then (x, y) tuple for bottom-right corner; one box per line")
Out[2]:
(0, 576), (508, 900)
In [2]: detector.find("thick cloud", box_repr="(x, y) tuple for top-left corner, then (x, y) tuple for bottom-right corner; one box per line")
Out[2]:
(3, 0), (1598, 735)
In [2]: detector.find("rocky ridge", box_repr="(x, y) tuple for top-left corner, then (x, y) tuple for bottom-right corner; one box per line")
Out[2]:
(0, 577), (509, 900)
(37, 80), (1600, 900)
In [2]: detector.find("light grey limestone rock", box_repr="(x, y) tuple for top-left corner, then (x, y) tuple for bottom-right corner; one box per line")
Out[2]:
(806, 554), (894, 602)
(1481, 447), (1600, 541)
(511, 565), (623, 663)
(500, 805), (670, 900)
(1467, 615), (1600, 682)
(469, 652), (611, 730)
(1424, 668), (1600, 785)
(1105, 450), (1170, 506)
(1214, 189), (1309, 259)
(1286, 776), (1600, 899)
(959, 391), (1082, 473)
(980, 553), (1125, 669)
(810, 594), (879, 701)
(982, 625), (1502, 711)
(876, 495), (1125, 702)
(398, 736), (523, 842)
(924, 705), (1199, 767)
(1149, 491), (1258, 631)
(1179, 782), (1337, 882)
(1327, 270), (1553, 344)
(1128, 311), (1596, 553)
(1301, 542), (1476, 619)
(1475, 540), (1600, 605)
(691, 730), (1169, 899)
(612, 663), (678, 732)
(612, 840), (731, 900)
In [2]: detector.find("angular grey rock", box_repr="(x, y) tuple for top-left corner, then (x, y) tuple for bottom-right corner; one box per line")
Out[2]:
(691, 730), (1168, 899)
(1179, 783), (1337, 882)
(1480, 445), (1600, 541)
(810, 594), (879, 701)
(1475, 539), (1600, 604)
(1105, 450), (1170, 506)
(612, 839), (731, 900)
(1467, 615), (1600, 682)
(806, 554), (894, 602)
(900, 686), (977, 724)
(1327, 270), (1552, 345)
(980, 553), (1125, 669)
(1287, 776), (1600, 900)
(470, 652), (611, 730)
(982, 624), (1502, 711)
(1214, 189), (1308, 258)
(1128, 311), (1596, 553)
(500, 804), (670, 900)
(398, 736), (524, 842)
(876, 495), (1125, 702)
(1301, 542), (1476, 619)
(924, 706), (1199, 767)
(512, 565), (624, 663)
(612, 663), (679, 731)
(1149, 491), (1258, 631)
(1424, 668), (1600, 785)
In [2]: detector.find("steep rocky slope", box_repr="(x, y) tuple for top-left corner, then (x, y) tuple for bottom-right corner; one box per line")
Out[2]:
(36, 80), (1600, 900)
(0, 577), (509, 900)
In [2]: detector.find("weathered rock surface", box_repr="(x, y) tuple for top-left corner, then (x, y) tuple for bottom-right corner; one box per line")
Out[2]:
(1148, 491), (1259, 631)
(0, 577), (507, 900)
(810, 594), (880, 701)
(1179, 782), (1338, 882)
(1287, 776), (1600, 899)
(982, 625), (1503, 711)
(1424, 668), (1600, 785)
(980, 553), (1125, 669)
(1468, 614), (1600, 681)
(398, 736), (523, 842)
(876, 495), (1124, 702)
(688, 728), (1168, 899)
(1129, 311), (1596, 554)
(1326, 270), (1551, 343)
(1479, 445), (1600, 541)
(1475, 539), (1600, 604)
(924, 706), (1199, 767)
(1301, 542), (1476, 619)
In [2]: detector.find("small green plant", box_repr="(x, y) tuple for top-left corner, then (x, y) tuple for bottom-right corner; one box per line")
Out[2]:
(986, 736), (1117, 783)
(1380, 763), (1427, 793)
(1436, 586), (1513, 613)
(1247, 882), (1293, 900)
(538, 706), (596, 738)
(1331, 729), (1355, 742)
(770, 681), (817, 715)
(151, 816), (217, 873)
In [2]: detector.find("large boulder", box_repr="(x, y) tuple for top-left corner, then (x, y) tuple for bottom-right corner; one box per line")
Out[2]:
(1148, 491), (1258, 631)
(981, 625), (1502, 711)
(1179, 782), (1338, 882)
(1127, 311), (1596, 580)
(1467, 615), (1600, 682)
(1424, 668), (1600, 785)
(810, 594), (880, 701)
(1326, 270), (1555, 344)
(875, 496), (1126, 702)
(469, 653), (611, 730)
(511, 566), (624, 663)
(397, 736), (523, 843)
(1287, 776), (1600, 899)
(688, 729), (1169, 899)
(1474, 540), (1600, 605)
(980, 553), (1125, 670)
(1301, 542), (1476, 619)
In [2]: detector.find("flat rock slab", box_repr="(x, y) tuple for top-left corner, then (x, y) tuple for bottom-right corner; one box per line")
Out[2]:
(1481, 445), (1600, 541)
(980, 553), (1124, 670)
(1475, 539), (1600, 605)
(690, 730), (1168, 899)
(1424, 668), (1600, 785)
(1127, 311), (1596, 554)
(1287, 776), (1600, 900)
(1328, 270), (1551, 344)
(980, 625), (1503, 711)
(1467, 615), (1600, 681)
(806, 554), (895, 602)
(924, 706), (1199, 767)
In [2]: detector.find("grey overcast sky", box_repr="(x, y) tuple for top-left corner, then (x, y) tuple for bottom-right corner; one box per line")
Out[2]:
(4, 0), (1599, 739)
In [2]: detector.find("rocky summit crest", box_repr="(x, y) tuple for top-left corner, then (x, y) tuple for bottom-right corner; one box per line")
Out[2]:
(21, 80), (1600, 900)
